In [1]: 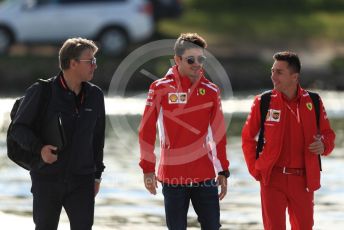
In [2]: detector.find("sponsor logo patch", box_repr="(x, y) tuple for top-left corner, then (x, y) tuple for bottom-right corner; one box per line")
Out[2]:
(199, 88), (206, 95)
(266, 110), (271, 121)
(168, 93), (178, 103)
(266, 109), (281, 122)
(168, 93), (187, 104)
(147, 89), (154, 100)
(179, 93), (187, 103)
(306, 103), (313, 111)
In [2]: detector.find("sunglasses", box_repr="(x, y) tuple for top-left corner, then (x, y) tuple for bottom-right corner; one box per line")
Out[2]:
(78, 57), (97, 65)
(182, 55), (206, 65)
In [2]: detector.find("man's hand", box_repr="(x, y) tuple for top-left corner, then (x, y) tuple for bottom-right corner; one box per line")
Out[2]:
(216, 175), (228, 200)
(144, 172), (158, 195)
(41, 145), (58, 164)
(309, 135), (324, 155)
(94, 181), (100, 197)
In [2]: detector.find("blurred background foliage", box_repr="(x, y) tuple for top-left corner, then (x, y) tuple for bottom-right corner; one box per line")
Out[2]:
(0, 0), (344, 94)
(159, 0), (344, 46)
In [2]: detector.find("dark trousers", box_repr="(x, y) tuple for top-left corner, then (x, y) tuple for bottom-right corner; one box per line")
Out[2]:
(162, 179), (221, 230)
(30, 173), (95, 230)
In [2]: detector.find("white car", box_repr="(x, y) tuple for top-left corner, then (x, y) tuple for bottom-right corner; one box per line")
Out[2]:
(0, 0), (154, 55)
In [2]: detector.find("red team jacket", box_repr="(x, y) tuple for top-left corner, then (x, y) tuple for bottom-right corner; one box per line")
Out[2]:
(139, 65), (229, 184)
(242, 86), (335, 192)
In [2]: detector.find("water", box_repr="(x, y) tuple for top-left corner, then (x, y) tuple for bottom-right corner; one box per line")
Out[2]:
(0, 92), (344, 229)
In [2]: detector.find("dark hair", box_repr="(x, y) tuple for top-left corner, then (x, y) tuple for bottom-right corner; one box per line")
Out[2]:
(174, 33), (207, 56)
(59, 37), (98, 70)
(273, 51), (301, 73)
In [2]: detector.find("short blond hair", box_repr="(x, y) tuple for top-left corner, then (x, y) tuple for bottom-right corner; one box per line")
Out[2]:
(59, 37), (98, 70)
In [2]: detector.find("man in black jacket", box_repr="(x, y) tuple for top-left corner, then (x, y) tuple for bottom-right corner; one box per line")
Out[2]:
(11, 37), (105, 230)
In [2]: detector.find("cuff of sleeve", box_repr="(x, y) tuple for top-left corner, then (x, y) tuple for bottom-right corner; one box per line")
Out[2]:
(95, 171), (102, 180)
(321, 139), (331, 156)
(32, 140), (44, 156)
(95, 164), (105, 179)
(218, 170), (230, 178)
(142, 167), (155, 174)
(139, 160), (155, 174)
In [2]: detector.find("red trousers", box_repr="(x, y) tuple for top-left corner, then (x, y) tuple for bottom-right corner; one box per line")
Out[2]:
(260, 169), (314, 230)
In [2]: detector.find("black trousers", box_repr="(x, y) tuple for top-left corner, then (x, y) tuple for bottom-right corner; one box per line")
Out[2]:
(162, 179), (221, 230)
(30, 173), (95, 230)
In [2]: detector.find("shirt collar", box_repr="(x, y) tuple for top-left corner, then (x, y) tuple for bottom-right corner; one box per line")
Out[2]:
(58, 71), (86, 96)
(172, 65), (204, 90)
(281, 85), (302, 103)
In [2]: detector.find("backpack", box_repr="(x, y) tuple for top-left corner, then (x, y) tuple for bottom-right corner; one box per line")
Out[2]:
(6, 79), (52, 170)
(256, 90), (322, 170)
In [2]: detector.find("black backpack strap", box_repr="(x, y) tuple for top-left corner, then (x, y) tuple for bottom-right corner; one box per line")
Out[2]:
(307, 91), (322, 171)
(256, 90), (272, 159)
(307, 91), (320, 130)
(35, 78), (53, 131)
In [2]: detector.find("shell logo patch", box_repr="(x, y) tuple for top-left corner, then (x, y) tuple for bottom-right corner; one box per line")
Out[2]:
(168, 93), (187, 104)
(306, 103), (313, 111)
(199, 88), (206, 95)
(169, 93), (178, 103)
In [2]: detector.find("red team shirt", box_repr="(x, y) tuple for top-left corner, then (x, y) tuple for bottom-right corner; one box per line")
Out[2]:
(275, 88), (305, 168)
(139, 65), (229, 184)
(242, 86), (335, 191)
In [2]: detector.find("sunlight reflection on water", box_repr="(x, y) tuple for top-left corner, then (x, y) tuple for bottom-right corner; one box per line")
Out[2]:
(0, 92), (344, 229)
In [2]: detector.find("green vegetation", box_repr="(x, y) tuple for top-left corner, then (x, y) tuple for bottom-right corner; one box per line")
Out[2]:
(158, 0), (344, 47)
(1, 0), (343, 92)
(330, 56), (344, 74)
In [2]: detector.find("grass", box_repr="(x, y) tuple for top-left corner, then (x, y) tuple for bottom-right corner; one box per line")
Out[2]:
(157, 0), (344, 48)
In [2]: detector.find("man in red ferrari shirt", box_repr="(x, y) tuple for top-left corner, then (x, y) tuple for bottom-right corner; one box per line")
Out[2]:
(139, 33), (230, 230)
(242, 51), (335, 230)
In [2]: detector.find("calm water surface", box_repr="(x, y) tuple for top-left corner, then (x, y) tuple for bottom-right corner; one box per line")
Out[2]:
(0, 92), (343, 229)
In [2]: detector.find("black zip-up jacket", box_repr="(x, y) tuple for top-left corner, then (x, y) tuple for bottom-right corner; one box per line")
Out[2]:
(11, 74), (105, 179)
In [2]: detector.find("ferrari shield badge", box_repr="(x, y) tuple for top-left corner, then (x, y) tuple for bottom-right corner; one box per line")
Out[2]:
(306, 103), (313, 111)
(198, 88), (206, 95)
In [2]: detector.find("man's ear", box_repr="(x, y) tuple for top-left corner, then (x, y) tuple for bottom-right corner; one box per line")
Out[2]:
(174, 55), (181, 66)
(69, 59), (78, 69)
(293, 72), (299, 81)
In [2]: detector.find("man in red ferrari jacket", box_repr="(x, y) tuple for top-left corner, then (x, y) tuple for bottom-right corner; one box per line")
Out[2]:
(242, 51), (335, 230)
(139, 33), (230, 230)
